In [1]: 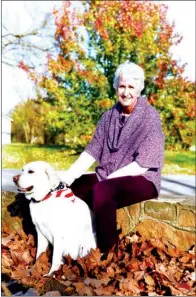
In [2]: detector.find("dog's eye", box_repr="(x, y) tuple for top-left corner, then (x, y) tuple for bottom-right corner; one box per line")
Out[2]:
(28, 170), (34, 174)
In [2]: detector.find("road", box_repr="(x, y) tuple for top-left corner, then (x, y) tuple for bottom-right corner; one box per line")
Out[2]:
(1, 169), (195, 197)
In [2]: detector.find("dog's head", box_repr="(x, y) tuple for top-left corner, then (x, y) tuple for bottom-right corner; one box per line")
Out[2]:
(13, 161), (60, 202)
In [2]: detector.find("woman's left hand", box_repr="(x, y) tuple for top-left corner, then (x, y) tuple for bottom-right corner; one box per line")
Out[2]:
(107, 171), (120, 179)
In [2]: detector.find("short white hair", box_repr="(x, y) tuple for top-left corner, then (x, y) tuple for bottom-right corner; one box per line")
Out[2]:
(113, 61), (145, 93)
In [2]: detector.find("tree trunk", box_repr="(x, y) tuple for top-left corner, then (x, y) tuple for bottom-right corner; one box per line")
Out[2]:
(23, 123), (30, 143)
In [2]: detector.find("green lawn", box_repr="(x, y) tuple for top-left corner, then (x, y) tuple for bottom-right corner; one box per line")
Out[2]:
(2, 143), (195, 174)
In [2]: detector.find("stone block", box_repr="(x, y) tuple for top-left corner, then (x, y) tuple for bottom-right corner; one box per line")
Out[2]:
(127, 203), (141, 226)
(135, 219), (195, 251)
(117, 208), (131, 235)
(144, 201), (176, 221)
(178, 208), (196, 227)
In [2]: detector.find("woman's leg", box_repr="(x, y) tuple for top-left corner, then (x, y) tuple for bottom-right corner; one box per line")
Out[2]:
(93, 176), (157, 252)
(69, 173), (98, 210)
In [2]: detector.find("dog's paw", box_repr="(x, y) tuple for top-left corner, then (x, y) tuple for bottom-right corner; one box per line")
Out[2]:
(43, 272), (54, 278)
(44, 263), (61, 277)
(43, 269), (57, 277)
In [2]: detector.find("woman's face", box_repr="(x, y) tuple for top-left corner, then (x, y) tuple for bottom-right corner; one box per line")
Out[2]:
(117, 75), (139, 112)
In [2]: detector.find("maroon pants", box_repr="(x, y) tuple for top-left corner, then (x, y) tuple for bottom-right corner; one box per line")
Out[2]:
(70, 173), (157, 253)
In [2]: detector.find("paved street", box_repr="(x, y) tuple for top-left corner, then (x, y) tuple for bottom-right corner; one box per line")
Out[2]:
(1, 169), (195, 197)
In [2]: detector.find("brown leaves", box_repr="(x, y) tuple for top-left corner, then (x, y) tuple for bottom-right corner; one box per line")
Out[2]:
(2, 226), (196, 296)
(84, 248), (102, 270)
(1, 249), (14, 272)
(31, 252), (51, 277)
(10, 248), (33, 265)
(74, 282), (94, 296)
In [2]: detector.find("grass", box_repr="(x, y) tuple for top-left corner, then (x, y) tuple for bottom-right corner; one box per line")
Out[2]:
(162, 150), (195, 175)
(2, 143), (195, 175)
(2, 143), (80, 171)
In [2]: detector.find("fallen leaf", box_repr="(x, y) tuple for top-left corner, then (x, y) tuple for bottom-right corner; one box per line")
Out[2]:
(10, 248), (33, 264)
(84, 277), (109, 288)
(179, 253), (193, 263)
(11, 267), (30, 279)
(106, 266), (115, 278)
(2, 234), (15, 246)
(74, 282), (95, 296)
(85, 248), (102, 270)
(1, 249), (14, 267)
(177, 281), (192, 292)
(119, 278), (141, 295)
(94, 285), (115, 296)
(144, 274), (155, 286)
(134, 271), (144, 281)
(127, 258), (140, 271)
(64, 286), (75, 295)
(31, 252), (50, 276)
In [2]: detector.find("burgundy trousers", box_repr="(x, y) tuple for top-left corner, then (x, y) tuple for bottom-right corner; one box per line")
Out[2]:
(70, 173), (157, 253)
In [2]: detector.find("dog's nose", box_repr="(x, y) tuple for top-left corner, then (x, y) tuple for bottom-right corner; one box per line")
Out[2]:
(13, 174), (20, 184)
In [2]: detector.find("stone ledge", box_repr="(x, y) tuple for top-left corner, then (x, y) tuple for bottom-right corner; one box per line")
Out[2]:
(2, 191), (196, 252)
(178, 208), (195, 227)
(117, 194), (195, 251)
(135, 219), (195, 252)
(144, 201), (177, 221)
(157, 194), (195, 206)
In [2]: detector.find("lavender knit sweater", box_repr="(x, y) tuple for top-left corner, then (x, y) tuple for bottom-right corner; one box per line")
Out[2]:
(85, 96), (165, 194)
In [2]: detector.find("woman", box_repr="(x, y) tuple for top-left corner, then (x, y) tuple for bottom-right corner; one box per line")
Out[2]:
(60, 61), (165, 253)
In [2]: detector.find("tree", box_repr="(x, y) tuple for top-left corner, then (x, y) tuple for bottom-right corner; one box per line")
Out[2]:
(11, 99), (45, 144)
(21, 0), (195, 149)
(153, 77), (195, 150)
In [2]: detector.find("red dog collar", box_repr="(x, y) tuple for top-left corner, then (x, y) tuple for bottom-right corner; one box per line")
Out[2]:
(42, 188), (75, 203)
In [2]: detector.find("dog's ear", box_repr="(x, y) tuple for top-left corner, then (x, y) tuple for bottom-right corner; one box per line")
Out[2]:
(45, 163), (60, 190)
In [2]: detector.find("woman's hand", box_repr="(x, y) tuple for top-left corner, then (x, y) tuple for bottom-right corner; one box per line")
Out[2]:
(58, 171), (75, 187)
(107, 161), (149, 179)
(58, 151), (96, 186)
(107, 171), (122, 179)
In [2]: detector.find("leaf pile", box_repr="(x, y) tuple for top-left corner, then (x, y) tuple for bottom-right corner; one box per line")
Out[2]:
(2, 222), (196, 296)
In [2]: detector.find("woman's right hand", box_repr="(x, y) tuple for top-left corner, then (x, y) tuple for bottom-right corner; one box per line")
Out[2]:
(58, 170), (75, 187)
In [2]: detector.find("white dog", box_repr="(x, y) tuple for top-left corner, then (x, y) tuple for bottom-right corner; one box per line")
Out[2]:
(13, 161), (97, 275)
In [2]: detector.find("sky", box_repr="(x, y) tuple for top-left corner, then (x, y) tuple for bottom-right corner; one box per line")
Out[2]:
(2, 0), (195, 115)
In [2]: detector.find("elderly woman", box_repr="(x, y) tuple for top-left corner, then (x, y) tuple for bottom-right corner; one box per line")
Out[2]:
(60, 61), (165, 253)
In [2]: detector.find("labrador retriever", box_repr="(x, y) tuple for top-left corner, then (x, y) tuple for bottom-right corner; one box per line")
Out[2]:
(13, 161), (97, 275)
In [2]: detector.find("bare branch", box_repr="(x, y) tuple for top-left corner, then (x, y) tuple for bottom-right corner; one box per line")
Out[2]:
(2, 2), (58, 68)
(2, 33), (13, 38)
(2, 60), (18, 68)
(2, 24), (10, 32)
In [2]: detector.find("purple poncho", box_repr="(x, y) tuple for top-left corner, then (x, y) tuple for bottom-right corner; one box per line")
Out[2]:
(85, 96), (165, 194)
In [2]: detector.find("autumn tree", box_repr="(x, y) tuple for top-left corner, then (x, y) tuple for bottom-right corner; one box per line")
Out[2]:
(22, 0), (195, 149)
(11, 99), (45, 144)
